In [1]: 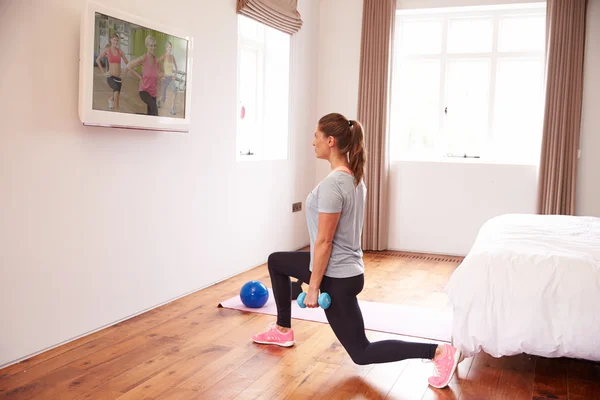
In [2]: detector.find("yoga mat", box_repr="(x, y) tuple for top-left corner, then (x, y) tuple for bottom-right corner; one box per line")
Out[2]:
(218, 289), (452, 343)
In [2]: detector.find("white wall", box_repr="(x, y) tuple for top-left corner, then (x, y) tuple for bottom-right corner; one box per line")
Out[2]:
(388, 160), (537, 255)
(577, 0), (600, 217)
(317, 0), (600, 256)
(316, 0), (364, 182)
(0, 0), (319, 368)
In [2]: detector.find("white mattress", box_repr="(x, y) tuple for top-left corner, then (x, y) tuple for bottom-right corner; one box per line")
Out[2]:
(445, 213), (600, 361)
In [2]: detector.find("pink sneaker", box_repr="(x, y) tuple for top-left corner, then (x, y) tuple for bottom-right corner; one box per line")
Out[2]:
(252, 323), (295, 347)
(428, 344), (461, 389)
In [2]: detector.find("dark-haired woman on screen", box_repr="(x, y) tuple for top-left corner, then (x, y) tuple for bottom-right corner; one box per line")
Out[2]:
(96, 33), (129, 112)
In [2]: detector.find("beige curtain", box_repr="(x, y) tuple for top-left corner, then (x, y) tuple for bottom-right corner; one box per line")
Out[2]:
(537, 0), (587, 215)
(358, 0), (396, 251)
(237, 0), (302, 35)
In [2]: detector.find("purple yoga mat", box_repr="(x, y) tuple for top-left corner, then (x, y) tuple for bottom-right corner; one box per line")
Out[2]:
(218, 289), (452, 343)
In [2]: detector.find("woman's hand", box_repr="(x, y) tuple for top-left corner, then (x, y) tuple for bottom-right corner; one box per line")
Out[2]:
(304, 287), (320, 308)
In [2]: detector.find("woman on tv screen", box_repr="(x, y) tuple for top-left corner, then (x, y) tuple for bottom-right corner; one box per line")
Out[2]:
(158, 41), (178, 116)
(95, 33), (129, 112)
(127, 35), (162, 116)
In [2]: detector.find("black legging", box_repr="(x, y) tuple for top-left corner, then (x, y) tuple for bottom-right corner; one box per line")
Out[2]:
(107, 76), (122, 92)
(139, 91), (158, 116)
(268, 251), (438, 365)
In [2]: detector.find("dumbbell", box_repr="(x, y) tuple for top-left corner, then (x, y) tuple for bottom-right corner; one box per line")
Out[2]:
(297, 291), (332, 309)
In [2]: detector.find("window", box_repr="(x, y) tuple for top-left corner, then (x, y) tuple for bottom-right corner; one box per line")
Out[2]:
(390, 3), (546, 164)
(236, 15), (291, 161)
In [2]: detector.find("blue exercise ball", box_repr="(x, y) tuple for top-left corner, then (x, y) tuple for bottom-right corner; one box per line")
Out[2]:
(240, 280), (269, 308)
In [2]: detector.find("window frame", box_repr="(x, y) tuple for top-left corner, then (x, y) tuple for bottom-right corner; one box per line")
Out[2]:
(236, 15), (294, 162)
(391, 3), (547, 164)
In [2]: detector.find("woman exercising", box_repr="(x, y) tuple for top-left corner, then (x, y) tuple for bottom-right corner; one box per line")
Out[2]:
(127, 35), (162, 116)
(96, 33), (129, 112)
(252, 113), (461, 389)
(157, 41), (178, 115)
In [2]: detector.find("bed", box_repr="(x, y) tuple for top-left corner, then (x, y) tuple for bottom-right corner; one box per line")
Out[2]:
(445, 213), (600, 361)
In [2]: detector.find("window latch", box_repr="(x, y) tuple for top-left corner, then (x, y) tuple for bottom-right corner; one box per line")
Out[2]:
(446, 153), (480, 159)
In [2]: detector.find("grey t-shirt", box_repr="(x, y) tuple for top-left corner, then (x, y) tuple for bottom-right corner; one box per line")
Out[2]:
(306, 171), (366, 278)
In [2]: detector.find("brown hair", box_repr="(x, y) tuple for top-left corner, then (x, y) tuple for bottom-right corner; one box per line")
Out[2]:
(318, 113), (367, 185)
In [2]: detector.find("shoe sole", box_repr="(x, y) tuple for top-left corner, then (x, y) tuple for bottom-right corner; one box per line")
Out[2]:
(252, 339), (295, 347)
(429, 349), (462, 389)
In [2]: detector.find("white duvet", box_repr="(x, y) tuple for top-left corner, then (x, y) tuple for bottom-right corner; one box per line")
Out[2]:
(445, 213), (600, 361)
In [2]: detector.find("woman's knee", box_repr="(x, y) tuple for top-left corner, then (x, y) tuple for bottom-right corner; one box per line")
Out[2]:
(267, 252), (284, 270)
(348, 349), (370, 366)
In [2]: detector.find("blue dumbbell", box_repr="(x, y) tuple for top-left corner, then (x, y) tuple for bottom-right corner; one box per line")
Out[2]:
(297, 291), (332, 309)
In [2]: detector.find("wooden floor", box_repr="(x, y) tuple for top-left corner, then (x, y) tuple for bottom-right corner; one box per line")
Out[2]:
(1, 251), (599, 399)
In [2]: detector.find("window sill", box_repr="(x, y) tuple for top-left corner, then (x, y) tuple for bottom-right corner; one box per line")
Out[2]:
(236, 154), (288, 162)
(391, 156), (539, 167)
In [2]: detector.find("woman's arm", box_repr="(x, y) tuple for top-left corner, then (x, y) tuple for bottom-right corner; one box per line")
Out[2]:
(120, 49), (130, 65)
(306, 212), (341, 307)
(158, 58), (164, 80)
(95, 49), (108, 74)
(173, 57), (178, 75)
(127, 55), (145, 80)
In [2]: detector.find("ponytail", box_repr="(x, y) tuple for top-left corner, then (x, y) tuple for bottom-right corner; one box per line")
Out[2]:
(317, 113), (367, 186)
(348, 120), (367, 185)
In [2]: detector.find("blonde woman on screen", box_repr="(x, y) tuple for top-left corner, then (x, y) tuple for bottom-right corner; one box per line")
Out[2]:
(127, 35), (162, 116)
(158, 41), (178, 115)
(96, 33), (129, 112)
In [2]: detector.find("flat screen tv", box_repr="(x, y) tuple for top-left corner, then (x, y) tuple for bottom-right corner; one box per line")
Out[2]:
(79, 1), (193, 132)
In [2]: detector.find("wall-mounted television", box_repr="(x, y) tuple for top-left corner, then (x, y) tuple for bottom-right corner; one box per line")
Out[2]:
(78, 1), (193, 132)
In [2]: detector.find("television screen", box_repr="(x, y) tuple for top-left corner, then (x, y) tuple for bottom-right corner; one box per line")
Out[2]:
(79, 2), (193, 132)
(92, 12), (188, 119)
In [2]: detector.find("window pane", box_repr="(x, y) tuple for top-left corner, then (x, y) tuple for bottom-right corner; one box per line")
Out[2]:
(390, 60), (441, 158)
(444, 59), (490, 156)
(236, 17), (290, 160)
(238, 47), (260, 155)
(447, 17), (493, 53)
(263, 26), (290, 160)
(239, 15), (261, 41)
(492, 58), (544, 162)
(499, 15), (545, 52)
(397, 19), (443, 55)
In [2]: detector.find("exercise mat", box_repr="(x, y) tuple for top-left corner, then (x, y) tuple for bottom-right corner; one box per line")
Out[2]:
(218, 289), (452, 343)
